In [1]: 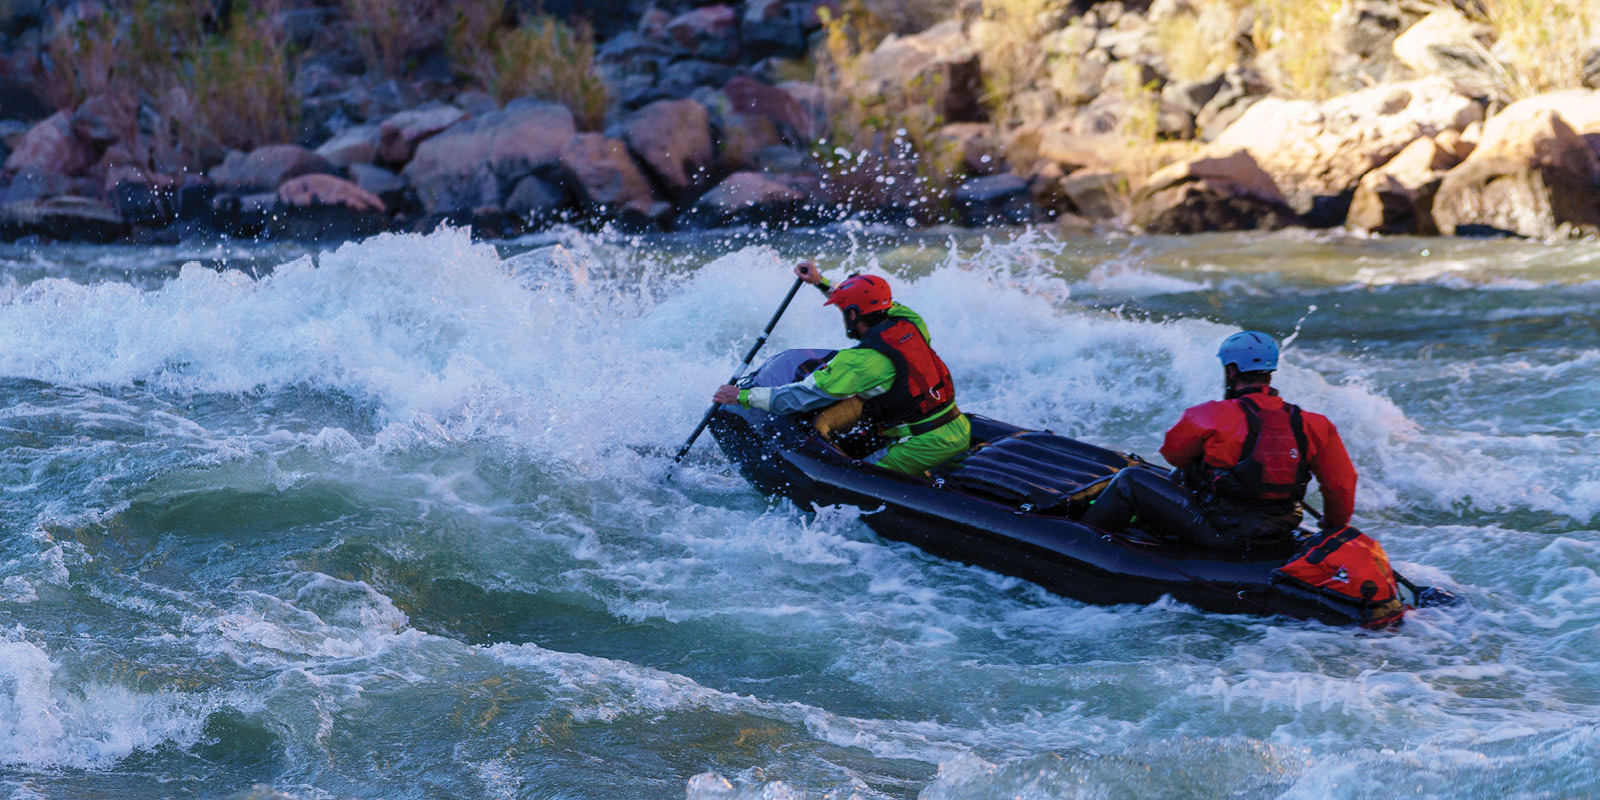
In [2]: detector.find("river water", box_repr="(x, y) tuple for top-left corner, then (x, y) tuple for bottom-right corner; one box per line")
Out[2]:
(0, 225), (1595, 799)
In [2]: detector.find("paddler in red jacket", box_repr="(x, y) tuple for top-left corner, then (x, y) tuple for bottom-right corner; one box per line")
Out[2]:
(1079, 331), (1358, 551)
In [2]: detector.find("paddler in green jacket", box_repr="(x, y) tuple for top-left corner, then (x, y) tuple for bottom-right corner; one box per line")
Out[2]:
(711, 261), (971, 476)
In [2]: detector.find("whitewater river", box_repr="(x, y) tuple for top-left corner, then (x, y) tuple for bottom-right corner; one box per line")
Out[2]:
(0, 226), (1595, 799)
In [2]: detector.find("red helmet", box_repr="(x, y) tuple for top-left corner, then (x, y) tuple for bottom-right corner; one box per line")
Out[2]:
(824, 274), (893, 314)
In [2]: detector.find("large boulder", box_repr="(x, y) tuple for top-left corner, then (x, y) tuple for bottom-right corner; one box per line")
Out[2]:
(2, 111), (95, 176)
(1478, 90), (1600, 158)
(316, 124), (381, 168)
(107, 168), (177, 227)
(377, 103), (468, 166)
(402, 100), (576, 215)
(623, 99), (714, 202)
(856, 20), (985, 123)
(208, 145), (334, 194)
(71, 95), (128, 149)
(666, 5), (740, 63)
(1205, 78), (1483, 226)
(1433, 109), (1600, 238)
(1347, 135), (1465, 235)
(558, 132), (659, 219)
(1392, 9), (1504, 102)
(681, 171), (805, 228)
(1035, 131), (1119, 173)
(1133, 150), (1301, 233)
(1, 196), (127, 243)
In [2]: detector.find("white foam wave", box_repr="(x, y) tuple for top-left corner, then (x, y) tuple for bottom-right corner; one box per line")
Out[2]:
(0, 629), (213, 769)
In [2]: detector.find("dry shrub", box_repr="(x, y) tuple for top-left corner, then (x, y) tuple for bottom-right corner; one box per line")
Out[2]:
(1151, 2), (1248, 83)
(189, 5), (296, 151)
(39, 0), (293, 170)
(343, 0), (454, 78)
(975, 0), (1054, 124)
(814, 0), (963, 220)
(1473, 0), (1598, 98)
(1251, 0), (1340, 99)
(450, 2), (609, 129)
(1110, 63), (1195, 201)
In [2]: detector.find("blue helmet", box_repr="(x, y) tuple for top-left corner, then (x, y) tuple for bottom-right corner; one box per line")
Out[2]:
(1217, 331), (1279, 371)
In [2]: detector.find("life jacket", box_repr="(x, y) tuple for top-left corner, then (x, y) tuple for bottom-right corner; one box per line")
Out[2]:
(1203, 393), (1312, 506)
(857, 318), (954, 431)
(1275, 526), (1406, 628)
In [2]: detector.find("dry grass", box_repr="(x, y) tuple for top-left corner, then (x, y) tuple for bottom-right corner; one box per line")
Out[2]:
(189, 4), (296, 151)
(1150, 2), (1248, 83)
(450, 4), (609, 129)
(343, 0), (454, 78)
(1251, 0), (1341, 99)
(813, 0), (964, 220)
(1472, 0), (1598, 98)
(975, 0), (1054, 124)
(39, 0), (292, 168)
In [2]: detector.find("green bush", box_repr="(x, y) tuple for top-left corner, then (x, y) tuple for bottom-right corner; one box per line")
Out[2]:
(450, 2), (609, 130)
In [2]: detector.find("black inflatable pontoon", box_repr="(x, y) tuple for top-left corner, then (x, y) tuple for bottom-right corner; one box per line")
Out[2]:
(708, 348), (1455, 626)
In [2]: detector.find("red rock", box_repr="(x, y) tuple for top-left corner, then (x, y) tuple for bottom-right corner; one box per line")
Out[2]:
(558, 132), (658, 217)
(623, 99), (714, 202)
(2, 111), (95, 177)
(278, 173), (386, 213)
(723, 76), (808, 140)
(667, 5), (740, 62)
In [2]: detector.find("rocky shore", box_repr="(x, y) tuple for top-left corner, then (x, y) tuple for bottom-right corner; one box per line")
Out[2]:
(4, 0), (1600, 244)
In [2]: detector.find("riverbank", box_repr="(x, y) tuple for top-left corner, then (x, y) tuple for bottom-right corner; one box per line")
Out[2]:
(4, 0), (1600, 244)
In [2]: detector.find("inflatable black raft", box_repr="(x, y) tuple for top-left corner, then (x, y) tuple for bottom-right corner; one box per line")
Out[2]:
(708, 348), (1457, 626)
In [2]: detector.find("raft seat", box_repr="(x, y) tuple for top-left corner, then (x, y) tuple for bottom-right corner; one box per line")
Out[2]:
(937, 431), (1146, 514)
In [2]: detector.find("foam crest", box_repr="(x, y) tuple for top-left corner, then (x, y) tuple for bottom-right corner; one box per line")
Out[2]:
(0, 630), (212, 769)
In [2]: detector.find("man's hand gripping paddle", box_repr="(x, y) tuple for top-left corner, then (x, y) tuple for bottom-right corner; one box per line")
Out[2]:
(667, 274), (808, 479)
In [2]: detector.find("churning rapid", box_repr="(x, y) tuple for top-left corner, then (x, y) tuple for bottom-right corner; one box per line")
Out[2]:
(0, 226), (1596, 799)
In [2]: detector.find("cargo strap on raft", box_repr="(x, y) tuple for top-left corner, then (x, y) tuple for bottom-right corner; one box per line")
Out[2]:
(1098, 532), (1305, 621)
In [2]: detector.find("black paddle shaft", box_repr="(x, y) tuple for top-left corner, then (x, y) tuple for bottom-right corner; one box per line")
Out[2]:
(670, 277), (807, 468)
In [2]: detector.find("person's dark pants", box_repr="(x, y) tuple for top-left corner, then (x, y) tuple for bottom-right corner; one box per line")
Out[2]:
(1079, 467), (1300, 551)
